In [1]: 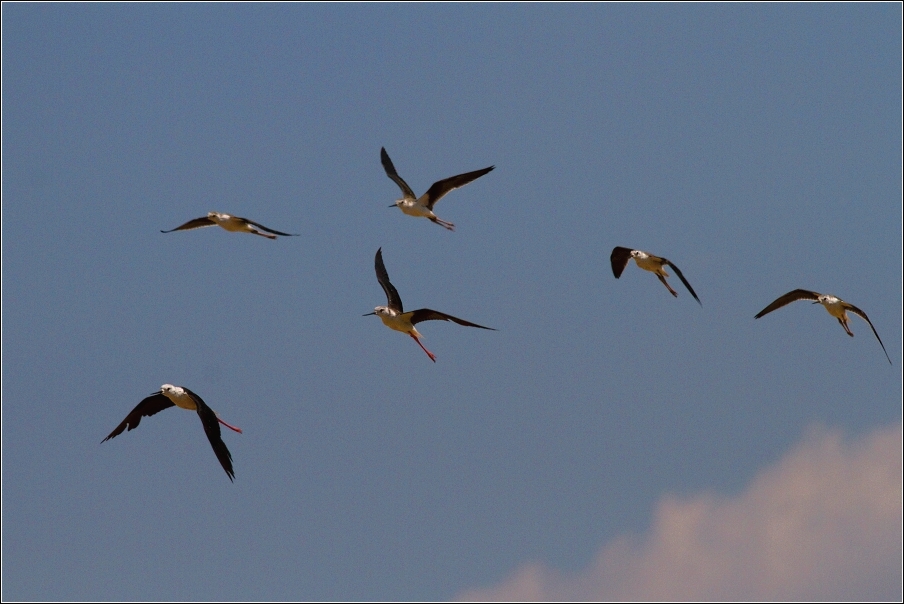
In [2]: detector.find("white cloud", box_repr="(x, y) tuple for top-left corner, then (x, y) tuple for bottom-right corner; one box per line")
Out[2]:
(458, 422), (902, 601)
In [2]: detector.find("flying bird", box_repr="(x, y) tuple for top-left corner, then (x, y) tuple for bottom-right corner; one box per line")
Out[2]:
(364, 248), (495, 362)
(381, 147), (494, 231)
(610, 247), (701, 305)
(102, 384), (243, 481)
(754, 289), (891, 364)
(162, 212), (298, 240)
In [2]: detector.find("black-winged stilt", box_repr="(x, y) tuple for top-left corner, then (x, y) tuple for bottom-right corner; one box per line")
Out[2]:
(162, 212), (297, 240)
(754, 289), (891, 364)
(364, 248), (495, 362)
(380, 147), (494, 231)
(102, 384), (243, 480)
(610, 247), (701, 305)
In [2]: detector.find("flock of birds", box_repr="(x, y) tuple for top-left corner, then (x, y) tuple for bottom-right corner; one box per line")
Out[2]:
(102, 147), (893, 482)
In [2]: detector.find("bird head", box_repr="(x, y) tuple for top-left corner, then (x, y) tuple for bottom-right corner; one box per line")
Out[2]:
(364, 306), (396, 318)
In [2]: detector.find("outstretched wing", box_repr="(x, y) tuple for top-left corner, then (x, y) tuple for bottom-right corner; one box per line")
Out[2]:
(102, 392), (174, 443)
(381, 147), (416, 200)
(610, 247), (633, 278)
(423, 166), (495, 209)
(663, 259), (701, 305)
(375, 248), (404, 312)
(845, 303), (892, 365)
(161, 217), (216, 233)
(243, 218), (299, 237)
(408, 308), (495, 330)
(186, 389), (235, 482)
(754, 289), (821, 319)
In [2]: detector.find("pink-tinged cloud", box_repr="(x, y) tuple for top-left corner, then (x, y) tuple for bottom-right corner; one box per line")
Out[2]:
(458, 422), (902, 601)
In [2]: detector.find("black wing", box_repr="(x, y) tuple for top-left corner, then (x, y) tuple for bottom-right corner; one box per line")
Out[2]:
(846, 303), (892, 365)
(375, 247), (404, 312)
(102, 392), (175, 443)
(408, 308), (495, 330)
(243, 218), (299, 237)
(610, 247), (633, 278)
(423, 166), (495, 209)
(185, 388), (235, 482)
(663, 259), (701, 305)
(381, 147), (416, 200)
(161, 217), (216, 233)
(754, 289), (821, 319)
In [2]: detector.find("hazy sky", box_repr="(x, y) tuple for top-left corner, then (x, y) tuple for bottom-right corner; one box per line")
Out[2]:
(3, 4), (901, 601)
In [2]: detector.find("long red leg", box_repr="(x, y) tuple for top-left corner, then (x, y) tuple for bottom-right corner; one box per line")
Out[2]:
(657, 274), (678, 297)
(217, 416), (243, 434)
(410, 333), (437, 362)
(429, 216), (455, 231)
(838, 318), (854, 337)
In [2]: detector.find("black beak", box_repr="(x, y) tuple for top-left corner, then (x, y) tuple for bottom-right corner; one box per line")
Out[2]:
(388, 204), (397, 208)
(363, 312), (376, 316)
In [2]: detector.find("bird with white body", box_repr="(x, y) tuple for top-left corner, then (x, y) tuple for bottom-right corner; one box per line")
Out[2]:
(162, 211), (298, 240)
(102, 384), (243, 481)
(610, 246), (701, 305)
(754, 289), (891, 364)
(381, 147), (494, 231)
(364, 248), (495, 362)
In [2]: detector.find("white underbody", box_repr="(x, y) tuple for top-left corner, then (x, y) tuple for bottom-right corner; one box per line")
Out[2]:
(375, 307), (422, 337)
(633, 252), (667, 276)
(161, 384), (196, 410)
(396, 198), (436, 219)
(209, 213), (252, 233)
(818, 296), (847, 320)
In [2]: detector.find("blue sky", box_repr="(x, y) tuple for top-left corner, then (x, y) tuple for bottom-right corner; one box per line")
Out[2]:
(2, 4), (901, 601)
